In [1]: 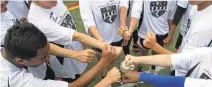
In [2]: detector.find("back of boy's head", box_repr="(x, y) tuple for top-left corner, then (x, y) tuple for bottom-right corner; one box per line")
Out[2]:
(4, 23), (47, 60)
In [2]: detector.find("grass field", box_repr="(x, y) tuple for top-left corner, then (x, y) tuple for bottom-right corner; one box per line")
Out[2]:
(64, 1), (180, 87)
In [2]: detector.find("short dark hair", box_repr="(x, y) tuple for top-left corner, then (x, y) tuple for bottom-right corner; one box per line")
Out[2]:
(4, 23), (48, 60)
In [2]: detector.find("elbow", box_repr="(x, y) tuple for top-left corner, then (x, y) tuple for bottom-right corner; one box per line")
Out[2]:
(73, 32), (82, 41)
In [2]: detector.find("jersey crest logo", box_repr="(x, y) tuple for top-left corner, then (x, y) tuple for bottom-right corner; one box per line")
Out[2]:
(200, 73), (211, 79)
(60, 14), (77, 30)
(100, 5), (117, 24)
(150, 1), (167, 18)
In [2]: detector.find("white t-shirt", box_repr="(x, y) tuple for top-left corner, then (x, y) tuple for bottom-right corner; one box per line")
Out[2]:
(179, 5), (196, 37)
(7, 0), (29, 20)
(179, 5), (212, 53)
(28, 0), (87, 79)
(185, 78), (212, 87)
(79, 0), (122, 44)
(0, 49), (68, 87)
(131, 0), (175, 38)
(0, 10), (17, 45)
(171, 47), (212, 78)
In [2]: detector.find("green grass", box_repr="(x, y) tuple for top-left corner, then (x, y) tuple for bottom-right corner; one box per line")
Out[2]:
(66, 1), (180, 87)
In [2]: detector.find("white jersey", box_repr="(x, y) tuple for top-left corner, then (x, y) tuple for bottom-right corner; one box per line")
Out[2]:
(79, 0), (122, 44)
(0, 10), (17, 45)
(0, 49), (68, 87)
(179, 5), (196, 37)
(28, 0), (87, 79)
(179, 5), (212, 53)
(7, 0), (29, 20)
(131, 0), (175, 38)
(171, 47), (212, 78)
(185, 78), (212, 87)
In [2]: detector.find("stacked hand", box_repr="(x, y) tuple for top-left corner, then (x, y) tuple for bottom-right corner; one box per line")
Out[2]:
(124, 55), (140, 66)
(113, 46), (123, 56)
(143, 32), (158, 49)
(75, 49), (96, 63)
(163, 36), (173, 46)
(122, 71), (140, 83)
(105, 67), (121, 83)
(101, 45), (118, 64)
(118, 26), (132, 46)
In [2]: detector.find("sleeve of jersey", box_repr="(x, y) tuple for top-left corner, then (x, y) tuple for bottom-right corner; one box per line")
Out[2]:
(130, 0), (143, 19)
(177, 1), (189, 8)
(139, 72), (186, 87)
(79, 0), (96, 33)
(31, 18), (75, 46)
(181, 30), (212, 53)
(10, 70), (68, 87)
(168, 2), (177, 20)
(185, 78), (212, 87)
(170, 52), (193, 74)
(119, 0), (129, 9)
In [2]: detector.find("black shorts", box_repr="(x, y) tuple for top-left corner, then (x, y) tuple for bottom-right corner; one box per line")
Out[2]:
(175, 33), (183, 49)
(138, 33), (168, 50)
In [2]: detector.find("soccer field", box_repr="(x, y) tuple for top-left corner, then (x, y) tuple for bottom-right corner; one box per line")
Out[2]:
(64, 1), (180, 87)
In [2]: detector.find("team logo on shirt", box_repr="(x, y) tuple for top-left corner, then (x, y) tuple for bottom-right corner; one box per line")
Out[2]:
(50, 12), (77, 30)
(150, 1), (167, 18)
(60, 14), (77, 30)
(200, 69), (212, 79)
(100, 5), (117, 24)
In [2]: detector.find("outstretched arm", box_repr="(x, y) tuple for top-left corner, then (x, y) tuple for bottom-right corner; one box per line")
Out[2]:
(49, 43), (96, 63)
(143, 32), (175, 54)
(125, 54), (173, 67)
(68, 45), (118, 87)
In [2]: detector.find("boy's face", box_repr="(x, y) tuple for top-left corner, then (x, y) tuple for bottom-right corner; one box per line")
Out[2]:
(38, 0), (57, 8)
(17, 43), (50, 67)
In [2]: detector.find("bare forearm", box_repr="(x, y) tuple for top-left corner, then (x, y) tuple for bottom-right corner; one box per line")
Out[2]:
(94, 78), (112, 87)
(89, 26), (104, 41)
(152, 43), (175, 54)
(129, 17), (139, 33)
(68, 59), (106, 87)
(168, 22), (176, 38)
(137, 55), (173, 67)
(120, 7), (128, 26)
(49, 43), (77, 58)
(73, 32), (105, 50)
(168, 20), (173, 28)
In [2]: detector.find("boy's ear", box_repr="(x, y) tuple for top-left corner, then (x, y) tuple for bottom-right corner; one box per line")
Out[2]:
(15, 58), (25, 65)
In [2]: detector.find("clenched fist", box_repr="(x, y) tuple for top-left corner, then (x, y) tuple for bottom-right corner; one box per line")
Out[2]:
(101, 45), (118, 64)
(118, 26), (128, 37)
(122, 71), (140, 83)
(105, 67), (121, 83)
(118, 26), (132, 46)
(143, 32), (157, 49)
(124, 55), (140, 66)
(75, 49), (96, 63)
